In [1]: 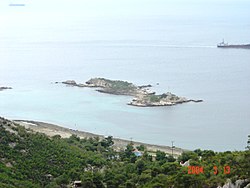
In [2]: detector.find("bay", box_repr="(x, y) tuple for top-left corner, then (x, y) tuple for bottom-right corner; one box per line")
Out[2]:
(0, 0), (250, 151)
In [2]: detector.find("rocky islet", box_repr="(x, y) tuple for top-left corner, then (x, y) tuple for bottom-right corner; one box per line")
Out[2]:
(60, 78), (203, 107)
(0, 86), (12, 91)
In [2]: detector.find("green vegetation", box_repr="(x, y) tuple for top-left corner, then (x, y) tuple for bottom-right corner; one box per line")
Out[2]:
(103, 78), (137, 93)
(0, 118), (249, 187)
(148, 93), (179, 103)
(149, 95), (161, 103)
(87, 78), (138, 95)
(106, 79), (135, 89)
(247, 135), (250, 150)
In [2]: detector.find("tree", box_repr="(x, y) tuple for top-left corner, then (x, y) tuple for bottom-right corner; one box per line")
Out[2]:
(1, 118), (250, 188)
(55, 173), (70, 187)
(121, 143), (137, 163)
(175, 173), (206, 188)
(142, 151), (153, 162)
(101, 136), (114, 148)
(246, 135), (250, 150)
(93, 172), (105, 188)
(201, 150), (216, 158)
(151, 166), (162, 177)
(166, 155), (176, 162)
(68, 134), (80, 143)
(125, 144), (134, 158)
(178, 151), (199, 162)
(155, 150), (166, 162)
(136, 160), (145, 174)
(194, 149), (203, 156)
(162, 162), (179, 175)
(52, 135), (61, 140)
(136, 145), (145, 151)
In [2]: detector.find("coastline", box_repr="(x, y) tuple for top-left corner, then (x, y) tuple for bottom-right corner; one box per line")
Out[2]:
(14, 119), (185, 156)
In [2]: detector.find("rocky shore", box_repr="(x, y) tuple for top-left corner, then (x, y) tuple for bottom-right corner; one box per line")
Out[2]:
(13, 119), (185, 156)
(0, 86), (12, 91)
(59, 78), (203, 107)
(61, 78), (149, 96)
(128, 92), (203, 107)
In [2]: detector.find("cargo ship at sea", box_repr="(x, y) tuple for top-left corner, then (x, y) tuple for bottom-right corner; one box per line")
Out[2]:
(217, 39), (250, 49)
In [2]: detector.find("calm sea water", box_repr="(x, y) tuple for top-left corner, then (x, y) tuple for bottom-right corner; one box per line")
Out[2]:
(0, 0), (250, 151)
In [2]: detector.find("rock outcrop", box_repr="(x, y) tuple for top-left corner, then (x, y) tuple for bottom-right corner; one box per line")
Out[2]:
(60, 78), (203, 107)
(129, 92), (190, 107)
(217, 179), (250, 188)
(62, 80), (77, 86)
(0, 86), (12, 91)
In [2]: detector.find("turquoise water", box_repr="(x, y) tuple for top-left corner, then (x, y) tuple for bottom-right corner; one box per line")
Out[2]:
(0, 0), (250, 151)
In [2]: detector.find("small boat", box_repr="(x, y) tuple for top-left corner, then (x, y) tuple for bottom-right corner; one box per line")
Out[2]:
(217, 39), (250, 49)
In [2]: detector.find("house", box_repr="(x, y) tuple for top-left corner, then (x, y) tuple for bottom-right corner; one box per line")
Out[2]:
(73, 180), (82, 188)
(133, 149), (142, 157)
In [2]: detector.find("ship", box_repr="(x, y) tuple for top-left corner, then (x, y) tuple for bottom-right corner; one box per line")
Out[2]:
(217, 39), (250, 49)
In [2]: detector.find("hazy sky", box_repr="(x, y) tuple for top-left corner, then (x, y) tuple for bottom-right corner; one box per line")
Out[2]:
(0, 0), (249, 43)
(1, 0), (249, 20)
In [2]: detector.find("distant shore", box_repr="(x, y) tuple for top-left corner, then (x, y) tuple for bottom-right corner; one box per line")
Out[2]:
(14, 119), (185, 156)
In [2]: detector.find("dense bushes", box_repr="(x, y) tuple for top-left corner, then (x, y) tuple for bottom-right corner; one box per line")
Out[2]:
(0, 118), (249, 187)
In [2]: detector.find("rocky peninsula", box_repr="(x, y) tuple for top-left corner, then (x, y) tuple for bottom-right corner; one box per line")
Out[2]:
(0, 86), (12, 91)
(60, 78), (202, 107)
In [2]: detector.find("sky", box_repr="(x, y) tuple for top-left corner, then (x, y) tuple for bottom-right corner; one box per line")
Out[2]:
(1, 0), (250, 19)
(0, 0), (249, 43)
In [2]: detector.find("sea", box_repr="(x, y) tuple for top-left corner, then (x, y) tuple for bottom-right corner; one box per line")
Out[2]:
(0, 0), (250, 151)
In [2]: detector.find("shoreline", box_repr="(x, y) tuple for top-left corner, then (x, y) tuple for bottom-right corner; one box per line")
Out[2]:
(14, 119), (185, 156)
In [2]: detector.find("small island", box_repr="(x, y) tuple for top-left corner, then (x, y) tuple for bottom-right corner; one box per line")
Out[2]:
(60, 78), (202, 107)
(0, 86), (12, 91)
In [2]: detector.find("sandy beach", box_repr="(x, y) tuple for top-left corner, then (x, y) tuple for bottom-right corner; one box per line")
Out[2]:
(14, 120), (185, 156)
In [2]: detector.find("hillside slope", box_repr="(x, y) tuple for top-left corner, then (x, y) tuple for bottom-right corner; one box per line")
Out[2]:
(0, 117), (249, 188)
